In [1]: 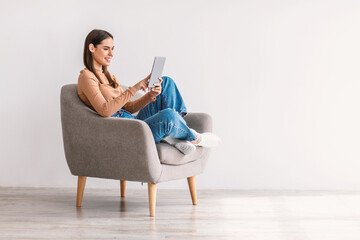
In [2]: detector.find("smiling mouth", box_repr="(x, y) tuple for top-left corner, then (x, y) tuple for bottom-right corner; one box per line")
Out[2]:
(105, 57), (112, 62)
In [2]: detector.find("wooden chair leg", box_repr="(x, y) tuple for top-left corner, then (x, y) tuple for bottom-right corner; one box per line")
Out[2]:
(76, 176), (87, 207)
(187, 176), (197, 205)
(120, 180), (126, 197)
(148, 183), (157, 217)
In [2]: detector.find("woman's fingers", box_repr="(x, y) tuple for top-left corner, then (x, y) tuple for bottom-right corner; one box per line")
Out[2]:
(147, 79), (162, 96)
(153, 85), (161, 92)
(141, 82), (147, 91)
(154, 87), (161, 93)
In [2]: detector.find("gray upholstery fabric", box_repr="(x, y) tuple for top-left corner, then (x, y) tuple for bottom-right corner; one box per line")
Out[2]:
(156, 143), (206, 166)
(60, 84), (212, 184)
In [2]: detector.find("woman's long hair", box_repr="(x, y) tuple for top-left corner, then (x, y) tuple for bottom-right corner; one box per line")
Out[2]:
(83, 29), (118, 88)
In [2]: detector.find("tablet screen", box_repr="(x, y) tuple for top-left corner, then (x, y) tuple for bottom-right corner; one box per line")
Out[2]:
(148, 56), (166, 88)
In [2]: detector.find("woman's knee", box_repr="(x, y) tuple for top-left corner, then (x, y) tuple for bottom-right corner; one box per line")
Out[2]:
(161, 76), (175, 87)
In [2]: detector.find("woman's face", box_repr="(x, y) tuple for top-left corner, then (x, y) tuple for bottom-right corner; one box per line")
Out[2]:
(90, 37), (114, 68)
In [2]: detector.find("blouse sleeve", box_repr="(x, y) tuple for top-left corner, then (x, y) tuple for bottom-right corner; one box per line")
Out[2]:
(123, 93), (157, 114)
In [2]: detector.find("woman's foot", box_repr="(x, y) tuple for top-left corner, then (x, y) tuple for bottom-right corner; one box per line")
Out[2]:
(161, 137), (196, 155)
(174, 141), (196, 155)
(190, 129), (221, 148)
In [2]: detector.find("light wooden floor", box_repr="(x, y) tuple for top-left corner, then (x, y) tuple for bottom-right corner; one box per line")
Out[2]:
(1, 187), (360, 239)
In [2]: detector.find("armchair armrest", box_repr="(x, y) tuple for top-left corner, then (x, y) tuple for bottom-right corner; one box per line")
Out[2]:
(183, 112), (213, 133)
(63, 112), (162, 183)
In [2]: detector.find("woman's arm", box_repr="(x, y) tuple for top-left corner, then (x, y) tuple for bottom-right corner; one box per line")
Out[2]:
(123, 93), (156, 114)
(123, 78), (162, 114)
(78, 74), (136, 117)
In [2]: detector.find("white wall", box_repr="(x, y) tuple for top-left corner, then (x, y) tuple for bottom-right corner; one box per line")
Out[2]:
(1, 0), (360, 190)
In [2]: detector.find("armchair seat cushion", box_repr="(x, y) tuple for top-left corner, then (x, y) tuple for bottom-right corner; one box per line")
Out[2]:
(156, 143), (206, 166)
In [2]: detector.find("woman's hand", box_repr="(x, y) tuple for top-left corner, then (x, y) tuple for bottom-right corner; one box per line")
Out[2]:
(148, 77), (163, 98)
(133, 74), (151, 92)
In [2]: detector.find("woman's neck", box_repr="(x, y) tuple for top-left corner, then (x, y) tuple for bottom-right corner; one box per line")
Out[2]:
(93, 61), (103, 72)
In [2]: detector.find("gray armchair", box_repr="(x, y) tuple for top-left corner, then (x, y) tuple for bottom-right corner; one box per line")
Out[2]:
(60, 84), (212, 217)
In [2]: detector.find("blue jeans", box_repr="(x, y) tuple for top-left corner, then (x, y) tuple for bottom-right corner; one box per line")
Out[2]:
(110, 76), (197, 143)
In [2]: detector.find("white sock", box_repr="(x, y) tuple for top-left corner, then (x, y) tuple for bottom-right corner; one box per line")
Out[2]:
(162, 137), (196, 155)
(174, 141), (196, 155)
(190, 128), (221, 148)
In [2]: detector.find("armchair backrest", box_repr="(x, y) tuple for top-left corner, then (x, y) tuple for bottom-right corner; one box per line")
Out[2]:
(60, 84), (98, 175)
(60, 84), (143, 159)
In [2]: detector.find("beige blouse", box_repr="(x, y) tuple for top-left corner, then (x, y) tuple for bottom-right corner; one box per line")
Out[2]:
(77, 68), (156, 117)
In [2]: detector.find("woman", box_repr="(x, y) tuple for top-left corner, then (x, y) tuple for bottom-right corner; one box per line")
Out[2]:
(78, 29), (220, 155)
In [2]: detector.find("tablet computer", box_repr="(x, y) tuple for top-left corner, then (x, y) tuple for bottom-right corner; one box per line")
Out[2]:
(148, 56), (166, 88)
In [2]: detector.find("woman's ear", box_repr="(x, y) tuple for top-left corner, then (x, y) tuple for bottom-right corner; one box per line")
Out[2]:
(89, 43), (95, 53)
